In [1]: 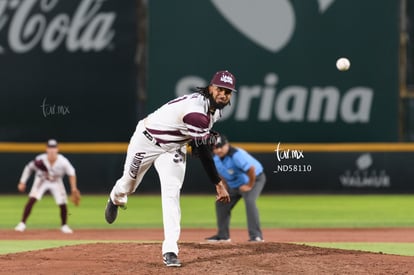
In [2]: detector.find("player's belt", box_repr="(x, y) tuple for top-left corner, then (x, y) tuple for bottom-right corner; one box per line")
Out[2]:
(143, 130), (161, 147)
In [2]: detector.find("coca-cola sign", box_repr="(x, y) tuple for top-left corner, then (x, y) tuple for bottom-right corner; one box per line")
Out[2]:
(0, 0), (116, 54)
(0, 0), (137, 142)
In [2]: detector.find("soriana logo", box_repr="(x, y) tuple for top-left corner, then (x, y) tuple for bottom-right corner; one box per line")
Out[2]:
(0, 0), (116, 54)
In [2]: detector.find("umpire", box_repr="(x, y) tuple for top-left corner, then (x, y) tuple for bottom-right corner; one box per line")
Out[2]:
(206, 135), (266, 242)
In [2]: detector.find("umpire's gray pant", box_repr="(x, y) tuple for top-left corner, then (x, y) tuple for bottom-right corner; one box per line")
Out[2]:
(215, 173), (266, 240)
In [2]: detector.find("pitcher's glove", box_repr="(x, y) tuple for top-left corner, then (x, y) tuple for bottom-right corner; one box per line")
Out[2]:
(189, 130), (221, 157)
(70, 189), (81, 206)
(208, 130), (220, 147)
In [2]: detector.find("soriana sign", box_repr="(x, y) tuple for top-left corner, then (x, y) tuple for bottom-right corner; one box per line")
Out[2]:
(148, 0), (399, 142)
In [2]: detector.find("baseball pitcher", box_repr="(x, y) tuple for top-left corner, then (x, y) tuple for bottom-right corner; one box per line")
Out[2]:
(105, 70), (237, 267)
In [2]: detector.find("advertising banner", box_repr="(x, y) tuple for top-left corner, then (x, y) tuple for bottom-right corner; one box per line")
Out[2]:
(1, 148), (413, 193)
(264, 150), (412, 193)
(185, 146), (414, 194)
(0, 0), (138, 141)
(148, 0), (399, 142)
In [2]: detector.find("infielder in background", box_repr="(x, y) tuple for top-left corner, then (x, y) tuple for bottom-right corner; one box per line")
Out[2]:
(105, 70), (236, 267)
(14, 139), (80, 234)
(206, 134), (266, 242)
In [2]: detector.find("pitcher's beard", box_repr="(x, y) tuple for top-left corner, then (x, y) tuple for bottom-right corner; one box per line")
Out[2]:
(209, 97), (229, 110)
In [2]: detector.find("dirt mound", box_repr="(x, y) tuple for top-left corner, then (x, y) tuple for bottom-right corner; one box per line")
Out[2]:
(1, 242), (414, 275)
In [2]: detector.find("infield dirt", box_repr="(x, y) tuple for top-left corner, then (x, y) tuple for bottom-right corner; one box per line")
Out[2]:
(1, 228), (414, 274)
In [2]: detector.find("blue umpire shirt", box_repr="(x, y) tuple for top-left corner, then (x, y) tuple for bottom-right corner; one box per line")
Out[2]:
(213, 146), (264, 189)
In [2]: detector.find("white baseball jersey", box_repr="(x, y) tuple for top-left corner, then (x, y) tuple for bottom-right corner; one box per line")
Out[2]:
(144, 93), (221, 145)
(20, 153), (76, 204)
(111, 92), (224, 256)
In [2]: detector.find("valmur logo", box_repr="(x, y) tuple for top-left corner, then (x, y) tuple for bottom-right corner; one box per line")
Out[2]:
(0, 0), (116, 54)
(339, 154), (390, 188)
(211, 0), (335, 52)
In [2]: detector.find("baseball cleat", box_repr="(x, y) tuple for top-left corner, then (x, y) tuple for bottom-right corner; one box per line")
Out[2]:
(248, 236), (264, 242)
(105, 198), (119, 224)
(61, 224), (73, 234)
(163, 252), (181, 267)
(14, 222), (26, 232)
(205, 235), (231, 242)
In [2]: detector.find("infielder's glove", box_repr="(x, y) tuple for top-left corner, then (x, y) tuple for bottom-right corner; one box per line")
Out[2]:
(34, 159), (48, 172)
(70, 189), (81, 206)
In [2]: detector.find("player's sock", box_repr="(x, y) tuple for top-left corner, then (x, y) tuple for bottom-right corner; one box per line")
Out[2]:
(59, 204), (68, 225)
(22, 197), (37, 223)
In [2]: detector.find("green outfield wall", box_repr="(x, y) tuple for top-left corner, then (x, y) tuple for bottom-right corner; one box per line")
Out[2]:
(148, 0), (399, 142)
(0, 1), (401, 143)
(0, 1), (409, 194)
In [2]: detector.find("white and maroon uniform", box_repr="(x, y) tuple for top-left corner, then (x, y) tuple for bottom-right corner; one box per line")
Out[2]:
(20, 154), (76, 205)
(110, 93), (221, 255)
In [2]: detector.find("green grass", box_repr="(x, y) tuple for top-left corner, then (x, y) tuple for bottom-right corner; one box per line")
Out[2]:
(256, 194), (414, 228)
(1, 194), (414, 256)
(0, 240), (93, 254)
(305, 243), (414, 257)
(3, 194), (414, 229)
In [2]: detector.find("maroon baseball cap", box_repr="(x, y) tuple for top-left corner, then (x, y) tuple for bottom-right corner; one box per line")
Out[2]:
(210, 70), (237, 92)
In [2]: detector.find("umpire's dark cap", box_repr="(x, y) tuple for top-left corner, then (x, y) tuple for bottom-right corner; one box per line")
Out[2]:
(214, 135), (228, 148)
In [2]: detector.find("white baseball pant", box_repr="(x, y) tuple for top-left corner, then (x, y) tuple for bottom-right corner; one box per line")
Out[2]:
(29, 178), (68, 205)
(110, 120), (186, 255)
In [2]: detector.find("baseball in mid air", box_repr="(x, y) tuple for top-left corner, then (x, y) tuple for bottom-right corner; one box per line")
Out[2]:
(336, 57), (350, 71)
